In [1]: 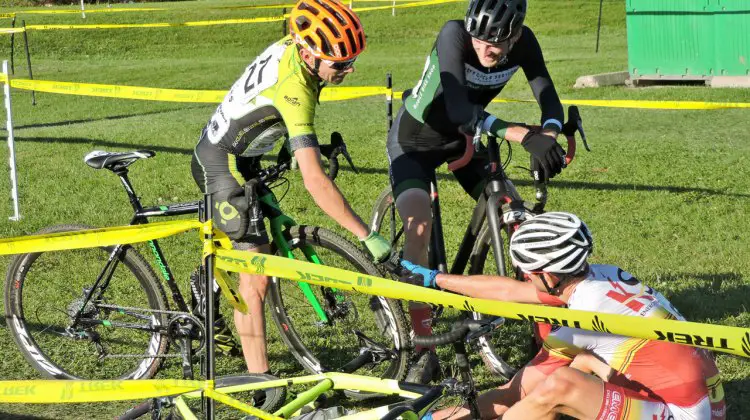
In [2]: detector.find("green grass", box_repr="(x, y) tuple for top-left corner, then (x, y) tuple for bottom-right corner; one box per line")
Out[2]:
(1, 0), (749, 418)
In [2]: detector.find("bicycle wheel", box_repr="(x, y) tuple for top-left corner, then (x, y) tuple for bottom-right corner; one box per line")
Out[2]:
(5, 224), (170, 380)
(370, 187), (403, 252)
(268, 225), (410, 400)
(370, 187), (531, 380)
(468, 223), (536, 379)
(118, 373), (287, 420)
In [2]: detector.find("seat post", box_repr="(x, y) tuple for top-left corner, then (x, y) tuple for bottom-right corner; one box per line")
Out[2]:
(114, 168), (144, 215)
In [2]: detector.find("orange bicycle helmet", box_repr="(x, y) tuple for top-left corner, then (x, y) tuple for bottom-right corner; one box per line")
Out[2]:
(289, 0), (366, 61)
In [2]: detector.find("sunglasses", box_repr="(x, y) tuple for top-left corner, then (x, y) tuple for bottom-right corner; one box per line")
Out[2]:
(323, 58), (357, 71)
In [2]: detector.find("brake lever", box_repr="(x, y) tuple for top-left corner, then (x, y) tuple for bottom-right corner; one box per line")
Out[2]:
(472, 118), (484, 152)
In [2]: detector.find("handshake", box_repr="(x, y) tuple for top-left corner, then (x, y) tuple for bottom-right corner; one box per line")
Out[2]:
(398, 260), (441, 289)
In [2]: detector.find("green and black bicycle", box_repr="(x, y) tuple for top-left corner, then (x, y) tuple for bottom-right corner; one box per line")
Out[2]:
(4, 133), (410, 399)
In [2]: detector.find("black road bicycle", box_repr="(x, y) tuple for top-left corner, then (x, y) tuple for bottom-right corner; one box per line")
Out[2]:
(371, 106), (588, 379)
(4, 134), (410, 399)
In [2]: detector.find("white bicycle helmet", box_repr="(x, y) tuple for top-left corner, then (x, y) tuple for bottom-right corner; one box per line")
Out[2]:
(509, 212), (593, 274)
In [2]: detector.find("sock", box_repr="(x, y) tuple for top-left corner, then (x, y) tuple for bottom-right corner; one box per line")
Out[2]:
(410, 306), (435, 353)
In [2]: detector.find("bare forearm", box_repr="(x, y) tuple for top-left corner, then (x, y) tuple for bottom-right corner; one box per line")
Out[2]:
(305, 175), (369, 239)
(435, 274), (540, 303)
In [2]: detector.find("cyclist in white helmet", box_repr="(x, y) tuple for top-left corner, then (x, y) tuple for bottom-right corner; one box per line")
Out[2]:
(401, 212), (726, 420)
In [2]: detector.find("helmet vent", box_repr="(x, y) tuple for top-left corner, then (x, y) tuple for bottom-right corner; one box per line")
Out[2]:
(341, 7), (360, 29)
(345, 27), (357, 50)
(316, 28), (334, 56)
(296, 16), (312, 31)
(322, 17), (341, 37)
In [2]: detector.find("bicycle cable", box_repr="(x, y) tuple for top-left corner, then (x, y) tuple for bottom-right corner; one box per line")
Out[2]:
(269, 176), (291, 203)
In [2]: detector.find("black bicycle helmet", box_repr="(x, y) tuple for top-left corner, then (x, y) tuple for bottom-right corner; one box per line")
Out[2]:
(465, 0), (527, 43)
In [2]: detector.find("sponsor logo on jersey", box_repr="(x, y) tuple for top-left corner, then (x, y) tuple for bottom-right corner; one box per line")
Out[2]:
(464, 64), (519, 89)
(284, 95), (301, 106)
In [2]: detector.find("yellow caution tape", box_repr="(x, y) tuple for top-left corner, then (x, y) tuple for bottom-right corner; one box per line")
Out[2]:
(0, 28), (24, 34)
(204, 388), (283, 420)
(21, 8), (165, 14)
(1, 13), (16, 18)
(490, 97), (750, 110)
(24, 15), (285, 31)
(214, 268), (249, 314)
(0, 379), (210, 403)
(215, 248), (750, 359)
(352, 0), (460, 12)
(319, 86), (388, 101)
(3, 75), (749, 110)
(6, 0), (456, 32)
(0, 219), (201, 255)
(4, 78), (226, 103)
(393, 90), (750, 110)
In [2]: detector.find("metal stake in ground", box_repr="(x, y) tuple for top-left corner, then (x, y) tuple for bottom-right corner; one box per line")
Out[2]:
(202, 195), (216, 420)
(595, 0), (603, 53)
(10, 17), (15, 75)
(21, 20), (35, 106)
(386, 72), (393, 130)
(3, 61), (21, 221)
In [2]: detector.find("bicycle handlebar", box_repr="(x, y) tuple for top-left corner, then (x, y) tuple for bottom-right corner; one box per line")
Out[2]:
(448, 105), (588, 173)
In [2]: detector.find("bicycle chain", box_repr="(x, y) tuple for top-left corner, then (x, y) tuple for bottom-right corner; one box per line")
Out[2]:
(96, 304), (205, 359)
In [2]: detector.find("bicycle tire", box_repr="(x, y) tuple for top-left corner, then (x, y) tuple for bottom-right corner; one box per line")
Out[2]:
(267, 225), (410, 400)
(369, 188), (527, 380)
(4, 224), (170, 380)
(468, 223), (536, 379)
(118, 373), (287, 420)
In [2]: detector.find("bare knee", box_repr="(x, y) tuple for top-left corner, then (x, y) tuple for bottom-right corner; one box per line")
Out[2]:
(528, 368), (580, 409)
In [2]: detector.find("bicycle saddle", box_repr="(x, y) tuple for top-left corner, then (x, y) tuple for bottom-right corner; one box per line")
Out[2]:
(84, 150), (156, 170)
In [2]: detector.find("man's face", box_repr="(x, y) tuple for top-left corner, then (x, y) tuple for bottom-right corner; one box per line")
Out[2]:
(317, 58), (356, 84)
(525, 271), (559, 292)
(470, 33), (520, 67)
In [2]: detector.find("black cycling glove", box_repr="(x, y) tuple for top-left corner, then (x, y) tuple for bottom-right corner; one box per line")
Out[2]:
(521, 131), (566, 181)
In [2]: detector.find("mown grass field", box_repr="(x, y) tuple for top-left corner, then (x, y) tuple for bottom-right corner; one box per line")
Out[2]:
(0, 0), (749, 418)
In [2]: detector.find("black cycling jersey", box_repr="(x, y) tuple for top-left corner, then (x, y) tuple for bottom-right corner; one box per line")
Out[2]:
(403, 20), (563, 144)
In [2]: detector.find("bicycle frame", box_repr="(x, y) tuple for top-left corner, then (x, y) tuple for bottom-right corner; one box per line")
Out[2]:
(428, 135), (528, 278)
(72, 162), (343, 340)
(165, 373), (435, 420)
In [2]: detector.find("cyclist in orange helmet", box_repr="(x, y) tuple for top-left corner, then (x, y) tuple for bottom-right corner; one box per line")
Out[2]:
(191, 0), (388, 376)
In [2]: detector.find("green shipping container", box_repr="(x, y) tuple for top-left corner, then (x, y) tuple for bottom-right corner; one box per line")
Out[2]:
(626, 0), (750, 79)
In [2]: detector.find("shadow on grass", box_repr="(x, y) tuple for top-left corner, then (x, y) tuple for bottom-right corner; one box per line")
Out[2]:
(660, 272), (750, 322)
(0, 411), (47, 420)
(9, 106), (207, 131)
(15, 136), (193, 156)
(328, 166), (750, 199)
(723, 377), (750, 419)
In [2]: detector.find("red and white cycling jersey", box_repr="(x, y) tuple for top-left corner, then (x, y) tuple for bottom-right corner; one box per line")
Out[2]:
(533, 264), (725, 419)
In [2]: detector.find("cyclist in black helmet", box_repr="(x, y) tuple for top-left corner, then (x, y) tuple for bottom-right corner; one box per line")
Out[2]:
(388, 0), (565, 384)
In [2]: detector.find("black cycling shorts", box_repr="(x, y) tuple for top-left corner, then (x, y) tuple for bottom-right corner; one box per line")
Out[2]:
(387, 108), (488, 201)
(191, 130), (270, 249)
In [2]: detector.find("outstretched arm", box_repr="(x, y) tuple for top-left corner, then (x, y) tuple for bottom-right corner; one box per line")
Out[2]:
(295, 146), (369, 239)
(436, 273), (542, 304)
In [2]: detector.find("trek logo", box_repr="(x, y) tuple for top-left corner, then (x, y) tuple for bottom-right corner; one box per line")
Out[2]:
(60, 381), (125, 401)
(251, 256), (266, 275)
(742, 332), (750, 357)
(592, 315), (611, 333)
(217, 255), (249, 269)
(356, 276), (373, 287)
(517, 314), (581, 328)
(2, 385), (35, 397)
(284, 95), (301, 106)
(653, 331), (734, 350)
(296, 271), (351, 286)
